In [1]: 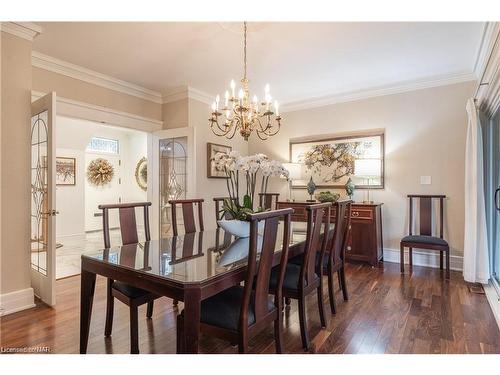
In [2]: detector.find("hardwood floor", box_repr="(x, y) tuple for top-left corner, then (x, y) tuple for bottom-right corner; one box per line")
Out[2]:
(1, 262), (499, 354)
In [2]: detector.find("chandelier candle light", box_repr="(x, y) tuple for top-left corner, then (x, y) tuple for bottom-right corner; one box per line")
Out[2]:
(210, 22), (282, 141)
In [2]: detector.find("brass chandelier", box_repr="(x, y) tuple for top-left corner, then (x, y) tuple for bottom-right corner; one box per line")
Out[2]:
(209, 22), (282, 141)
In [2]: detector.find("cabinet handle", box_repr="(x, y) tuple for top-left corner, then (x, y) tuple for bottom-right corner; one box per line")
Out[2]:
(352, 211), (359, 217)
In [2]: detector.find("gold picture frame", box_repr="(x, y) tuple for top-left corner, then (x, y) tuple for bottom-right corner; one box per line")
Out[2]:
(56, 157), (76, 186)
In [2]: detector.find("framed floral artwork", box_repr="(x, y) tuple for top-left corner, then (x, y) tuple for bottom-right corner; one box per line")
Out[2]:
(207, 142), (232, 178)
(56, 157), (76, 186)
(289, 130), (384, 189)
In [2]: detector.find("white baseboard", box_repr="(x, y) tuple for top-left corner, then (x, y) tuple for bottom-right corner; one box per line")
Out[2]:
(484, 281), (500, 330)
(383, 247), (464, 271)
(0, 288), (36, 316)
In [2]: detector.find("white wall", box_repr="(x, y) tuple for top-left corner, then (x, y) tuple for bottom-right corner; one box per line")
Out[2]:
(248, 81), (476, 261)
(55, 148), (85, 237)
(56, 116), (147, 237)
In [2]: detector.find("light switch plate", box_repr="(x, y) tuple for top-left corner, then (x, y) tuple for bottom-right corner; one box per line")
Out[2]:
(420, 176), (432, 185)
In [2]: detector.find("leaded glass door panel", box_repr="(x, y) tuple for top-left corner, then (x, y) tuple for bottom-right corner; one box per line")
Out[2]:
(148, 127), (196, 240)
(31, 92), (56, 306)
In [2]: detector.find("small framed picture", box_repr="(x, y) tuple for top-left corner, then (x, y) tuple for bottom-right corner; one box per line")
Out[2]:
(56, 157), (76, 185)
(207, 142), (232, 178)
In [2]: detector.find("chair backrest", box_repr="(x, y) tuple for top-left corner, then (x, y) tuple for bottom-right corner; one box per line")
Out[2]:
(300, 202), (332, 287)
(240, 208), (294, 329)
(407, 194), (446, 238)
(258, 193), (280, 210)
(329, 200), (352, 265)
(98, 202), (152, 248)
(213, 197), (236, 222)
(169, 198), (204, 236)
(170, 231), (204, 264)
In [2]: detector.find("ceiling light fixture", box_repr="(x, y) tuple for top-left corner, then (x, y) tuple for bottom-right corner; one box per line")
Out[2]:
(209, 22), (282, 141)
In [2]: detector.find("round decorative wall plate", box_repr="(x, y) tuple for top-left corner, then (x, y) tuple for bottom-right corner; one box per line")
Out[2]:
(135, 157), (147, 191)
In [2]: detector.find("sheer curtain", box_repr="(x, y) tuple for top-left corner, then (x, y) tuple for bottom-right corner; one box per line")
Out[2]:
(463, 98), (490, 283)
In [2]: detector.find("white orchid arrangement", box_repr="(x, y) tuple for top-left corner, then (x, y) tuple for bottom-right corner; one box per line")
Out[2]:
(212, 151), (289, 220)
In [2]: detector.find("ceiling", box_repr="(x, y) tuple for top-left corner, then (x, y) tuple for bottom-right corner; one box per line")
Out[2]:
(33, 22), (485, 104)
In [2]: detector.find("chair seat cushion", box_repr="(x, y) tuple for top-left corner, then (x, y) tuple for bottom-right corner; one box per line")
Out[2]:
(401, 235), (448, 247)
(288, 252), (330, 269)
(200, 286), (274, 331)
(112, 281), (152, 299)
(269, 262), (319, 292)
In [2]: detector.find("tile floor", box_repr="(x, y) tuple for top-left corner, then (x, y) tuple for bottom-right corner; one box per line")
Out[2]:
(55, 229), (145, 279)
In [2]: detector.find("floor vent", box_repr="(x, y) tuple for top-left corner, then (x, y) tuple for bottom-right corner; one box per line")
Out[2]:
(468, 283), (485, 294)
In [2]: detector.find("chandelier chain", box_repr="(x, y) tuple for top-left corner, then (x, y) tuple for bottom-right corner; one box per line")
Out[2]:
(243, 21), (247, 80)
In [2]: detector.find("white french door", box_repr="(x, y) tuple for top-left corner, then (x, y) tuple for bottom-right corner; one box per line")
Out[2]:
(30, 92), (57, 306)
(147, 127), (196, 240)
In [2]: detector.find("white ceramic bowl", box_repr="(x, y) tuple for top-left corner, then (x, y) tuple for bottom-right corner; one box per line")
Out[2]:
(217, 219), (264, 238)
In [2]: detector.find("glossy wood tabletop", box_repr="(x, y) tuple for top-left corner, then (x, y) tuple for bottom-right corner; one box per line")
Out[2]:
(81, 225), (312, 285)
(2, 262), (499, 354)
(79, 223), (319, 354)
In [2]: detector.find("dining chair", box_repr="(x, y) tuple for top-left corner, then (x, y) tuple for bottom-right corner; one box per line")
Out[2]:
(213, 197), (236, 222)
(168, 198), (204, 236)
(98, 201), (158, 354)
(322, 200), (352, 314)
(289, 200), (352, 314)
(258, 192), (280, 210)
(176, 208), (294, 354)
(169, 198), (204, 305)
(400, 194), (450, 279)
(269, 202), (331, 350)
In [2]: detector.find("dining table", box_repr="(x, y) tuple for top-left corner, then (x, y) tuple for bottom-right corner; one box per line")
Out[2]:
(79, 222), (330, 354)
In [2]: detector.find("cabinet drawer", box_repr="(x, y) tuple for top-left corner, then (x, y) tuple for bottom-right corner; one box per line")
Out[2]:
(351, 209), (373, 220)
(277, 203), (307, 222)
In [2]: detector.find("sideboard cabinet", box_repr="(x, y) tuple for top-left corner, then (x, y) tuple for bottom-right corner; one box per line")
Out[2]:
(276, 201), (383, 266)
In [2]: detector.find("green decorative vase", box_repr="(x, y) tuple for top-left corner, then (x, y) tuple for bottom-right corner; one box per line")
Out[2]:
(306, 176), (317, 202)
(345, 177), (355, 200)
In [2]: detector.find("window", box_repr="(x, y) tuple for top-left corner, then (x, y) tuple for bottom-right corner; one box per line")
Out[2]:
(86, 137), (119, 154)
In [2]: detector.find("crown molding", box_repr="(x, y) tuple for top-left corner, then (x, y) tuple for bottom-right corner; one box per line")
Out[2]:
(0, 22), (42, 41)
(473, 22), (499, 79)
(162, 86), (213, 105)
(281, 72), (477, 113)
(32, 90), (163, 132)
(475, 23), (500, 117)
(32, 51), (163, 104)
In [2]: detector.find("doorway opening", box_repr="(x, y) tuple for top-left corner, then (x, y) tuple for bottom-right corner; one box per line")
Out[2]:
(54, 116), (148, 279)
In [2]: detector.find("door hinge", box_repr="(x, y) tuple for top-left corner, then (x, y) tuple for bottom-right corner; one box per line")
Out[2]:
(119, 197), (122, 203)
(119, 159), (121, 166)
(119, 178), (121, 184)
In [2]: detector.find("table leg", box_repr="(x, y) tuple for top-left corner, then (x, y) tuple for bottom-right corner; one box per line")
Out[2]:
(80, 269), (96, 354)
(178, 288), (201, 354)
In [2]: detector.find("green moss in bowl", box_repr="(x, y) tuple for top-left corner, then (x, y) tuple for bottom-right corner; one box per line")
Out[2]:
(315, 191), (340, 203)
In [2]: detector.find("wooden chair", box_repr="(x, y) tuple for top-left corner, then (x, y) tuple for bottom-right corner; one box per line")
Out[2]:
(400, 194), (450, 279)
(176, 208), (294, 353)
(269, 202), (331, 350)
(213, 197), (236, 222)
(98, 202), (158, 354)
(169, 198), (204, 306)
(168, 198), (204, 236)
(258, 192), (279, 210)
(288, 201), (351, 314)
(322, 200), (352, 314)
